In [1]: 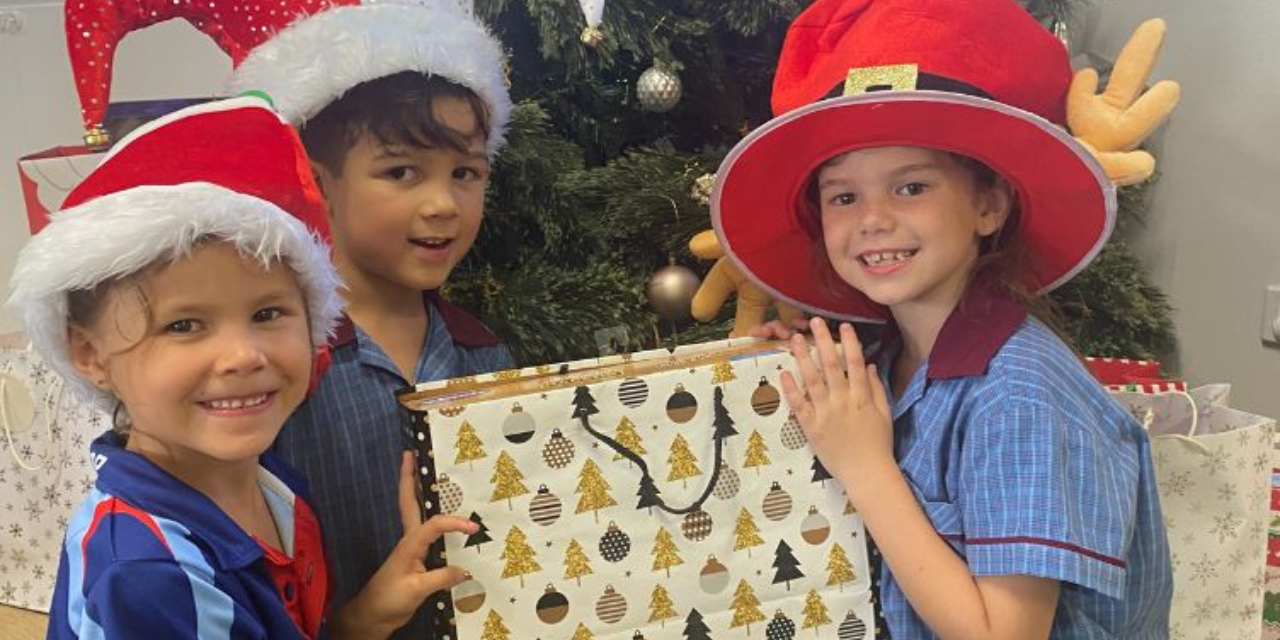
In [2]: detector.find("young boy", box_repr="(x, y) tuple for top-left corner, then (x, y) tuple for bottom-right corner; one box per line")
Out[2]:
(10, 95), (477, 640)
(224, 3), (515, 637)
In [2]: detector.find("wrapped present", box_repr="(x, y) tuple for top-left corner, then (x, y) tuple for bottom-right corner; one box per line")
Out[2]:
(398, 338), (876, 639)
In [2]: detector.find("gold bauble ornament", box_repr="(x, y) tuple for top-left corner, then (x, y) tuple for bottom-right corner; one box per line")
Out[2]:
(580, 25), (606, 48)
(647, 262), (701, 321)
(691, 172), (715, 206)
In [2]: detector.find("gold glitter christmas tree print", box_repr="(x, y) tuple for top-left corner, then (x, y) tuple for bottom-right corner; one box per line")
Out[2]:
(570, 623), (595, 640)
(801, 589), (832, 633)
(481, 609), (512, 640)
(563, 538), (594, 586)
(648, 583), (679, 627)
(613, 416), (647, 463)
(730, 579), (766, 634)
(667, 434), (702, 488)
(574, 459), (618, 522)
(826, 542), (856, 590)
(711, 361), (736, 384)
(733, 507), (765, 556)
(499, 525), (542, 587)
(744, 430), (772, 474)
(454, 420), (487, 469)
(490, 450), (530, 508)
(651, 526), (684, 576)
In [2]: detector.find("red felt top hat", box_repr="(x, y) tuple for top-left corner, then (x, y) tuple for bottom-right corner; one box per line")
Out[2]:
(710, 0), (1116, 322)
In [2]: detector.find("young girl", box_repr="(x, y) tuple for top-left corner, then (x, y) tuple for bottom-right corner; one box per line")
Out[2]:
(9, 96), (476, 640)
(711, 1), (1173, 639)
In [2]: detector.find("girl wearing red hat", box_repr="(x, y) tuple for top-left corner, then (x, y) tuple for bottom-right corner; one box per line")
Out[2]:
(713, 0), (1174, 638)
(11, 96), (478, 640)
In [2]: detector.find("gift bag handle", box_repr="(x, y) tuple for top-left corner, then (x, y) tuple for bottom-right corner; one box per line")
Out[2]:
(575, 385), (726, 516)
(1, 346), (62, 471)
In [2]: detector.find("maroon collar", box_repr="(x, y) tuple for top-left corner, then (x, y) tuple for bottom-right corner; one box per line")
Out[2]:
(874, 271), (1027, 380)
(328, 290), (501, 349)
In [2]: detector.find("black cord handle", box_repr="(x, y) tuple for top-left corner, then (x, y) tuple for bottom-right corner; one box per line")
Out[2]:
(574, 385), (728, 515)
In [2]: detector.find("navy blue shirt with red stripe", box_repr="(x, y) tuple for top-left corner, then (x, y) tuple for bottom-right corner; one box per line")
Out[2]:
(871, 278), (1172, 639)
(47, 432), (329, 640)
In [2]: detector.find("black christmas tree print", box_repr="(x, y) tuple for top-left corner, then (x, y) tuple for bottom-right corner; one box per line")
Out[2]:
(811, 456), (833, 486)
(772, 540), (805, 590)
(636, 473), (662, 512)
(573, 385), (600, 419)
(464, 511), (491, 553)
(683, 608), (712, 640)
(712, 386), (738, 441)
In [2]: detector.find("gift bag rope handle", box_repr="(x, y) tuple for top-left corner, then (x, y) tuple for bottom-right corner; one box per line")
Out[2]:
(574, 385), (726, 516)
(1136, 390), (1209, 455)
(1, 347), (62, 471)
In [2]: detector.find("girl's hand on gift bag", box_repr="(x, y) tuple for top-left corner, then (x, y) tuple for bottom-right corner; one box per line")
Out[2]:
(329, 452), (478, 640)
(780, 318), (896, 506)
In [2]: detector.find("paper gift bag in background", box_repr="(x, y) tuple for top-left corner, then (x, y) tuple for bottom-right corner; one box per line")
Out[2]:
(1264, 464), (1280, 640)
(1111, 385), (1275, 640)
(0, 337), (105, 612)
(16, 146), (104, 234)
(400, 339), (875, 640)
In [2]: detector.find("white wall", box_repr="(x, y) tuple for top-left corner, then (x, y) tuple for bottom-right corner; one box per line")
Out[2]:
(1080, 2), (1280, 417)
(0, 1), (229, 332)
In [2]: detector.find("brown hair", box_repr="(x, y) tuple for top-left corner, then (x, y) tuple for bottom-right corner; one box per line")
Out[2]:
(67, 276), (151, 438)
(300, 72), (491, 176)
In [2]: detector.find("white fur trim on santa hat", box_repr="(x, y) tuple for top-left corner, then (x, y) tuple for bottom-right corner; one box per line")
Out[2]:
(7, 183), (343, 409)
(226, 2), (512, 156)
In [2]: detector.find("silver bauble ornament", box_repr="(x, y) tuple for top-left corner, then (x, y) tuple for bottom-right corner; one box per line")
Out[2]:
(647, 263), (701, 321)
(637, 65), (683, 112)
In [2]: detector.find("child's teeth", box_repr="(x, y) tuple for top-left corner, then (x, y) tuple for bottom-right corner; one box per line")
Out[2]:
(208, 394), (266, 409)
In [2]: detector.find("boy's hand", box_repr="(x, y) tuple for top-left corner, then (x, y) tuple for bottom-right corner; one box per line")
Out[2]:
(330, 452), (478, 640)
(779, 318), (895, 505)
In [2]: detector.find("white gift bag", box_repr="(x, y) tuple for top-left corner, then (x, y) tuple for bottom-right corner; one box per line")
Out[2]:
(0, 339), (105, 612)
(1112, 385), (1275, 640)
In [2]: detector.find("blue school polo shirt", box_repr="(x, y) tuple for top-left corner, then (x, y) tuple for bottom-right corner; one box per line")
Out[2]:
(47, 432), (329, 640)
(275, 292), (513, 640)
(872, 279), (1172, 639)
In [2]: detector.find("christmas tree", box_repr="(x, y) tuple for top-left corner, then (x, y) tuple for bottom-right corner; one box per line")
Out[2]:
(826, 542), (856, 590)
(563, 538), (595, 585)
(712, 386), (739, 441)
(711, 361), (736, 384)
(744, 430), (771, 473)
(442, 0), (1175, 366)
(730, 579), (767, 634)
(667, 434), (703, 487)
(614, 416), (647, 462)
(499, 525), (542, 587)
(481, 609), (512, 640)
(571, 623), (596, 640)
(454, 420), (487, 469)
(490, 450), (530, 508)
(649, 584), (680, 626)
(651, 526), (684, 576)
(771, 540), (805, 590)
(464, 511), (492, 553)
(684, 608), (713, 640)
(801, 589), (832, 634)
(732, 507), (765, 556)
(575, 459), (619, 521)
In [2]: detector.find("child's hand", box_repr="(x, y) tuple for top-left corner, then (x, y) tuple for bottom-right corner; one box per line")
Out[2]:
(330, 452), (478, 640)
(743, 315), (811, 341)
(779, 318), (895, 504)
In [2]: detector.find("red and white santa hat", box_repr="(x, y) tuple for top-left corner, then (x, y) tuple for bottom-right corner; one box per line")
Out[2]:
(711, 0), (1116, 322)
(7, 94), (343, 406)
(67, 0), (511, 154)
